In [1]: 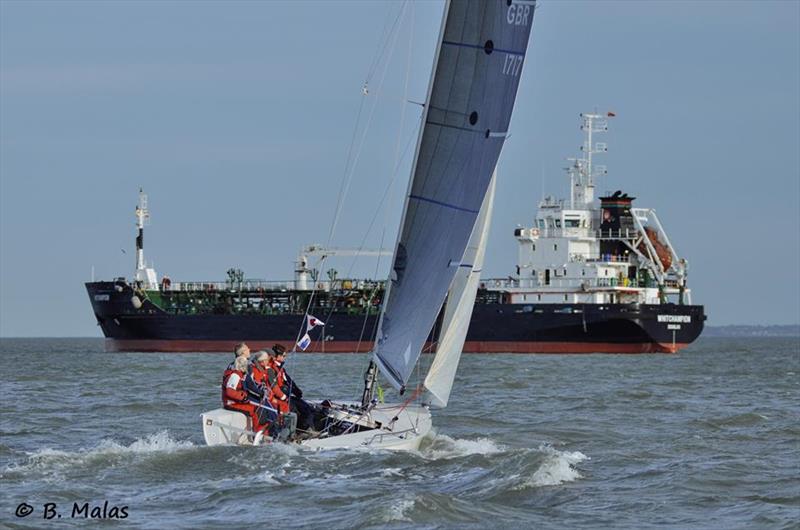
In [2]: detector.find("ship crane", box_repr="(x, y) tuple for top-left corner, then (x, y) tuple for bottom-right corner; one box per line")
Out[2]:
(294, 245), (391, 290)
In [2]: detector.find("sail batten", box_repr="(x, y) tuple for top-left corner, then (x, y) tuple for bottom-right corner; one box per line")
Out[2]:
(373, 0), (536, 391)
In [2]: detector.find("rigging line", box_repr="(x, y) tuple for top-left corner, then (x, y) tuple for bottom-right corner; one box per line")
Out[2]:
(364, 1), (408, 86)
(347, 0), (415, 396)
(289, 2), (410, 356)
(389, 384), (424, 423)
(337, 0), (413, 326)
(327, 0), (407, 246)
(350, 230), (388, 399)
(318, 123), (418, 329)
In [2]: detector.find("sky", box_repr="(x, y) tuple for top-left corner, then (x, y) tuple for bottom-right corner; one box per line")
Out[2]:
(1, 0), (798, 337)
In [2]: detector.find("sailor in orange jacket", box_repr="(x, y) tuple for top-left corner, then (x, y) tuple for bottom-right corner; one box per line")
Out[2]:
(221, 343), (261, 431)
(266, 346), (291, 415)
(243, 351), (279, 434)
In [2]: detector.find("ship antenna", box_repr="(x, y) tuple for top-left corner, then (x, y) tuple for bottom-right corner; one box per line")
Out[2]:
(572, 111), (612, 208)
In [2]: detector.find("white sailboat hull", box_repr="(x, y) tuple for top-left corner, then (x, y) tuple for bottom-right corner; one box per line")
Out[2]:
(201, 402), (431, 451)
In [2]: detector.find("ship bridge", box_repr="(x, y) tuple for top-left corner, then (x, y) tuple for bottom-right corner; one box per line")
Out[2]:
(485, 112), (691, 306)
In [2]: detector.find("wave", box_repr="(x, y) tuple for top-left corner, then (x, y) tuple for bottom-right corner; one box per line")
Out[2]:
(2, 431), (196, 478)
(516, 445), (588, 488)
(420, 433), (506, 460)
(383, 497), (415, 523)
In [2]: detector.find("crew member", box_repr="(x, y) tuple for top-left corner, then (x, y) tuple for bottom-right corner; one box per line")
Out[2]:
(243, 351), (279, 435)
(265, 346), (291, 415)
(268, 344), (315, 432)
(221, 343), (260, 431)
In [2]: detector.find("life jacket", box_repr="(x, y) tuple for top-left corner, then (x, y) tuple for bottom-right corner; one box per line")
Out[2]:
(267, 359), (290, 413)
(248, 362), (272, 399)
(221, 362), (248, 406)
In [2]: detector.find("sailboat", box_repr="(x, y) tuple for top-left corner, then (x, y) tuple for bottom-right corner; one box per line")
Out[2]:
(202, 0), (535, 450)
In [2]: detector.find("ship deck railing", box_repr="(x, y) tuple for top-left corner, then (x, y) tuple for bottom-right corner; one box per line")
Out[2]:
(482, 277), (662, 290)
(528, 228), (643, 240)
(151, 278), (385, 294)
(572, 254), (634, 264)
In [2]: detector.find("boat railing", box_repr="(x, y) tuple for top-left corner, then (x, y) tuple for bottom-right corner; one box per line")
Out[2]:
(483, 276), (657, 290)
(364, 427), (419, 446)
(581, 254), (634, 264)
(157, 278), (386, 293)
(594, 228), (642, 240)
(166, 280), (296, 292)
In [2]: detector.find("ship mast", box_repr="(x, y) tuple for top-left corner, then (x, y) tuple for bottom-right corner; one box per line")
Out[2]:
(566, 112), (611, 209)
(133, 189), (157, 289)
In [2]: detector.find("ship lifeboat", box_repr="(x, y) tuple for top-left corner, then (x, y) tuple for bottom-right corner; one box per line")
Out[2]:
(639, 226), (673, 270)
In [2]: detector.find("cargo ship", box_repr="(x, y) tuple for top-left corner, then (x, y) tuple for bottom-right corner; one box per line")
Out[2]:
(86, 113), (705, 353)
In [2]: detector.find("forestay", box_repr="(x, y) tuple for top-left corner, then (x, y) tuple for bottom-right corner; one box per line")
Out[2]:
(423, 174), (496, 408)
(374, 0), (536, 391)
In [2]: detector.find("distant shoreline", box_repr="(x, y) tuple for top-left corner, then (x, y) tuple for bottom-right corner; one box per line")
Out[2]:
(700, 325), (800, 338)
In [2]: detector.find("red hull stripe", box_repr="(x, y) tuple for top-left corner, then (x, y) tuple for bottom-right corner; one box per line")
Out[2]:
(105, 339), (687, 354)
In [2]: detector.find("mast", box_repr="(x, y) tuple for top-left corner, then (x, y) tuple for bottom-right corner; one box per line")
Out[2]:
(566, 112), (612, 209)
(372, 0), (536, 392)
(135, 188), (148, 273)
(133, 189), (157, 289)
(371, 0), (453, 395)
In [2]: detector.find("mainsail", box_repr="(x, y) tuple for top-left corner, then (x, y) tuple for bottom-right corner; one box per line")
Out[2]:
(374, 0), (535, 391)
(422, 173), (496, 408)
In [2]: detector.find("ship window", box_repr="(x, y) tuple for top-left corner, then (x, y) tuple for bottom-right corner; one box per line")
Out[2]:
(582, 269), (585, 276)
(564, 268), (567, 275)
(531, 244), (536, 251)
(564, 294), (568, 301)
(538, 219), (545, 229)
(532, 269), (536, 276)
(537, 294), (541, 301)
(554, 244), (558, 251)
(565, 219), (580, 227)
(555, 219), (562, 228)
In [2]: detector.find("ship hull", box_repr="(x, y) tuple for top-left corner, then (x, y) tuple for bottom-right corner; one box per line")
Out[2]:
(103, 339), (688, 354)
(87, 282), (704, 353)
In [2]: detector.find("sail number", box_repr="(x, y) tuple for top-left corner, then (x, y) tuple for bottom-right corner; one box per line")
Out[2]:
(502, 54), (524, 76)
(507, 4), (532, 26)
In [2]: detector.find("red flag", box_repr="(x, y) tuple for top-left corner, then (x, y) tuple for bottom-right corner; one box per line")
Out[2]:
(607, 111), (616, 117)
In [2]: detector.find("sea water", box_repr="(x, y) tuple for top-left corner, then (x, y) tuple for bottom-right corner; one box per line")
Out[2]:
(0, 337), (798, 528)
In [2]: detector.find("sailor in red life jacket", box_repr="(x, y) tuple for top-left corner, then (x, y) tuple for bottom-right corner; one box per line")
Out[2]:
(221, 343), (261, 431)
(267, 344), (316, 431)
(266, 346), (291, 415)
(243, 351), (280, 434)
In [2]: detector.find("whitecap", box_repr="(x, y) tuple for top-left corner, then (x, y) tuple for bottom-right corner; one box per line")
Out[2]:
(421, 434), (506, 460)
(256, 471), (281, 485)
(2, 431), (195, 476)
(381, 467), (403, 477)
(383, 497), (415, 523)
(520, 445), (588, 487)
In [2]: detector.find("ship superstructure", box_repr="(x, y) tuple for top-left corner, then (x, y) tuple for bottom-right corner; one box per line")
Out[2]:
(485, 112), (690, 307)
